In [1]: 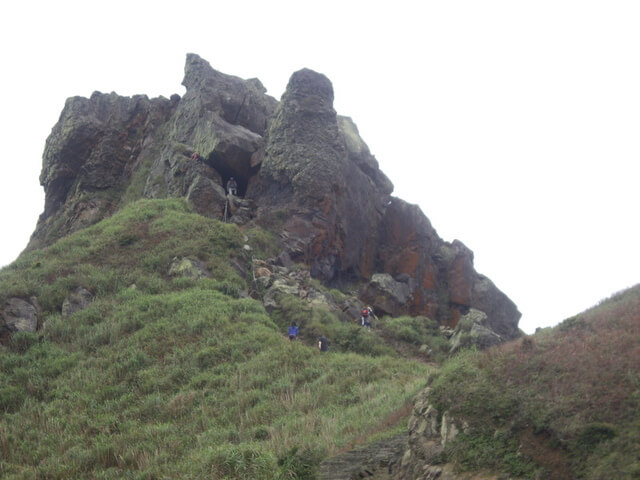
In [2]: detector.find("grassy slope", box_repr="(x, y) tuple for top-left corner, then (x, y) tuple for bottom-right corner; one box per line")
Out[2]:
(0, 199), (433, 479)
(429, 285), (640, 480)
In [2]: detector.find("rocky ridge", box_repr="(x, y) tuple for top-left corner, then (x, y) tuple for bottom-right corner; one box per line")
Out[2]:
(17, 53), (520, 340)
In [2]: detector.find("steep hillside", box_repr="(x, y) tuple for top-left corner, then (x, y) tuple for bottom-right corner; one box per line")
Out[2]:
(396, 284), (640, 480)
(0, 200), (434, 479)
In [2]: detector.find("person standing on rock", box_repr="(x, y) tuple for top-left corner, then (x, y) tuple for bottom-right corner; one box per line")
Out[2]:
(318, 335), (329, 352)
(288, 322), (299, 341)
(226, 177), (238, 196)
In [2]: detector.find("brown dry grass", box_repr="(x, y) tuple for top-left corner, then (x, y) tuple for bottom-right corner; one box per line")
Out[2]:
(433, 285), (640, 478)
(499, 285), (640, 431)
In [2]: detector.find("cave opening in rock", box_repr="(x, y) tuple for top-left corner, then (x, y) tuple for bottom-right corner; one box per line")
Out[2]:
(207, 151), (261, 198)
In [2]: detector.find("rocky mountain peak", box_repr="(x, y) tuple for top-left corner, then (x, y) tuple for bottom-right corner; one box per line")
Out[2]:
(25, 53), (521, 338)
(283, 67), (334, 108)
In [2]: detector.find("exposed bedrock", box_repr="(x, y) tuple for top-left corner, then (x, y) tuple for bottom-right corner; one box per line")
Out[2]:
(27, 54), (520, 335)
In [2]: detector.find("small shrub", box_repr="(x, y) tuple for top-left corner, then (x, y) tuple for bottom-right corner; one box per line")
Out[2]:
(8, 332), (40, 354)
(0, 386), (25, 413)
(202, 444), (278, 479)
(447, 430), (539, 478)
(328, 288), (347, 304)
(253, 427), (271, 441)
(574, 423), (617, 452)
(196, 347), (222, 370)
(246, 227), (280, 258)
(277, 446), (322, 479)
(558, 315), (586, 331)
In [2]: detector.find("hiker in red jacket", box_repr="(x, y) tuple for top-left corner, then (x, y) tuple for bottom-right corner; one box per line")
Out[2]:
(360, 306), (375, 328)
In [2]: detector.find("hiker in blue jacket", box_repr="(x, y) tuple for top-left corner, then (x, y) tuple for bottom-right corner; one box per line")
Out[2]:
(288, 322), (299, 341)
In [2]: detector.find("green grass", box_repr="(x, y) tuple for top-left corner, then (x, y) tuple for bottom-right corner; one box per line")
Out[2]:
(428, 284), (640, 480)
(0, 199), (433, 479)
(378, 315), (451, 362)
(0, 199), (245, 315)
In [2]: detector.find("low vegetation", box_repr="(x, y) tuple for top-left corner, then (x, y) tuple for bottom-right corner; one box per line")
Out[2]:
(3, 199), (636, 479)
(429, 285), (640, 479)
(0, 199), (433, 479)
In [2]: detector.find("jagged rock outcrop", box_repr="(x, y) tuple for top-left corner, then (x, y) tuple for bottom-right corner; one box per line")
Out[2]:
(248, 67), (394, 283)
(29, 92), (178, 249)
(167, 256), (211, 279)
(254, 258), (356, 324)
(361, 273), (414, 317)
(393, 388), (525, 480)
(449, 308), (505, 353)
(144, 53), (278, 217)
(25, 53), (521, 335)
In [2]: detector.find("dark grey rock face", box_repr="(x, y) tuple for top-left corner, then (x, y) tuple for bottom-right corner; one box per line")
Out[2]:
(26, 54), (521, 337)
(29, 92), (176, 250)
(248, 67), (394, 283)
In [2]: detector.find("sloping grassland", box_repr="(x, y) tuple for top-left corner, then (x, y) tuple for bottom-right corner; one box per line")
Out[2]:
(0, 199), (433, 479)
(429, 285), (640, 479)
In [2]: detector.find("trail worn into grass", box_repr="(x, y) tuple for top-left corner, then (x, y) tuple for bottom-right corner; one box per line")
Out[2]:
(319, 397), (425, 478)
(319, 433), (406, 480)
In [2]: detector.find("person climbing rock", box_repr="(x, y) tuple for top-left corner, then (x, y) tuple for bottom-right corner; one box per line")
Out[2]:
(318, 335), (329, 352)
(288, 322), (299, 341)
(360, 306), (375, 328)
(226, 177), (238, 196)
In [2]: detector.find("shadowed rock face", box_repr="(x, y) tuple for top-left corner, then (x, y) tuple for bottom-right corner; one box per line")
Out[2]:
(248, 67), (394, 282)
(30, 92), (177, 249)
(26, 54), (521, 336)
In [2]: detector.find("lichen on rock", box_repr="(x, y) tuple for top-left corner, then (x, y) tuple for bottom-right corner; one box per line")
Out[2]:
(26, 53), (521, 339)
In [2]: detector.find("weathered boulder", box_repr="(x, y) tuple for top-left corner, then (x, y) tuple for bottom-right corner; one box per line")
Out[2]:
(262, 278), (302, 310)
(168, 257), (211, 279)
(257, 259), (355, 324)
(360, 272), (414, 316)
(62, 287), (94, 317)
(185, 174), (227, 218)
(2, 297), (39, 333)
(449, 308), (505, 354)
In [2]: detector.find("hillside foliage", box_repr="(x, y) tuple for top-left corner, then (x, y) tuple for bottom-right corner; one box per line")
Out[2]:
(0, 200), (433, 479)
(429, 285), (640, 479)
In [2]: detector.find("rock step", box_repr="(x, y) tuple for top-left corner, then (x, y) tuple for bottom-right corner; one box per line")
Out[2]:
(319, 434), (406, 480)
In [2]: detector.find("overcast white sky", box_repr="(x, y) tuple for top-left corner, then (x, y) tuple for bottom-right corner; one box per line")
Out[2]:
(1, 1), (638, 333)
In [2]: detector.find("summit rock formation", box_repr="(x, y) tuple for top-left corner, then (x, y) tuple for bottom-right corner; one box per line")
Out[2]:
(27, 54), (520, 337)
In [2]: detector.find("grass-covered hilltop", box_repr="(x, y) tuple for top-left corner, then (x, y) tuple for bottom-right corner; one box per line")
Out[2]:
(1, 54), (638, 479)
(0, 199), (435, 479)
